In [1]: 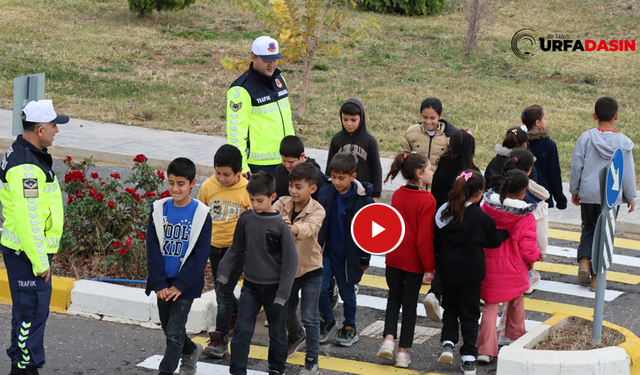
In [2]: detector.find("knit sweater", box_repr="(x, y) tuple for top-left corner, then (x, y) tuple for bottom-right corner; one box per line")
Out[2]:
(217, 210), (299, 306)
(385, 185), (436, 274)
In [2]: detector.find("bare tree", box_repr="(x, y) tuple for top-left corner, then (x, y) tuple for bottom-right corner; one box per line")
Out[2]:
(464, 0), (494, 56)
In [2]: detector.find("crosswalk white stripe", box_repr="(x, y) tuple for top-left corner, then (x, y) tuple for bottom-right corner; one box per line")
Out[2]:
(137, 354), (267, 374)
(354, 294), (542, 331)
(545, 245), (640, 268)
(534, 280), (623, 301)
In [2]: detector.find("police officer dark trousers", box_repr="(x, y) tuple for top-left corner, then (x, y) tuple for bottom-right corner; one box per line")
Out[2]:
(0, 100), (69, 375)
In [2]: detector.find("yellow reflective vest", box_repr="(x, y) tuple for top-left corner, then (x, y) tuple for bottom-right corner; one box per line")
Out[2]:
(0, 136), (63, 275)
(227, 64), (295, 173)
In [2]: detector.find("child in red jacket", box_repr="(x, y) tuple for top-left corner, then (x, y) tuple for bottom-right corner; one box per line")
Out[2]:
(376, 152), (435, 368)
(477, 170), (541, 363)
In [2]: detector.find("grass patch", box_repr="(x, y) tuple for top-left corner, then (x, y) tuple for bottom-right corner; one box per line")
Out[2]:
(534, 318), (625, 351)
(0, 0), (638, 183)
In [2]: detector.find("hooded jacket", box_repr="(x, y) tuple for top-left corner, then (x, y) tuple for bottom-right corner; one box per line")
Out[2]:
(528, 128), (568, 209)
(434, 201), (507, 284)
(273, 196), (326, 278)
(480, 192), (540, 304)
(197, 175), (250, 248)
(326, 99), (383, 198)
(569, 128), (636, 205)
(226, 63), (295, 173)
(400, 119), (456, 171)
(317, 179), (374, 285)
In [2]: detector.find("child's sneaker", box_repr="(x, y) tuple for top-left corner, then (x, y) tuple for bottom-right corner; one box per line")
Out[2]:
(319, 318), (338, 343)
(395, 352), (411, 368)
(477, 355), (492, 364)
(498, 335), (512, 346)
(204, 331), (228, 358)
(460, 360), (476, 375)
(299, 357), (320, 375)
(437, 343), (454, 365)
(179, 342), (203, 375)
(334, 326), (359, 347)
(525, 270), (541, 294)
(376, 339), (395, 360)
(288, 329), (306, 358)
(423, 293), (442, 323)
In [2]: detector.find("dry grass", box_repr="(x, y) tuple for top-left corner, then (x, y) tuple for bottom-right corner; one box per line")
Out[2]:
(534, 318), (625, 351)
(0, 0), (639, 183)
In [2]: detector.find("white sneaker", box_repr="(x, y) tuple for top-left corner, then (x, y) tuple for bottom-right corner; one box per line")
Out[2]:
(376, 339), (394, 360)
(423, 293), (442, 323)
(395, 352), (411, 368)
(477, 354), (492, 364)
(525, 270), (541, 294)
(498, 335), (512, 346)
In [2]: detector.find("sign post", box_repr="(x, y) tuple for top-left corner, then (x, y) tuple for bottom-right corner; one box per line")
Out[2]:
(13, 73), (45, 136)
(592, 148), (624, 342)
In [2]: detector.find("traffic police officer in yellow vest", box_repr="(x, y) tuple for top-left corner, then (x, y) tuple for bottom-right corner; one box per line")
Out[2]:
(227, 36), (295, 176)
(0, 100), (68, 375)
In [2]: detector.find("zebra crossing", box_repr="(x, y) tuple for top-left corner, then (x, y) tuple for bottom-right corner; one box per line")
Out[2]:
(137, 228), (640, 374)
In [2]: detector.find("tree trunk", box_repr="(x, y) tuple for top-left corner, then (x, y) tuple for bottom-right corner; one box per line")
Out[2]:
(296, 47), (316, 120)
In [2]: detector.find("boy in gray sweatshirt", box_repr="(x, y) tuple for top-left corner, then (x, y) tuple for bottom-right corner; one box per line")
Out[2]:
(217, 171), (299, 375)
(570, 96), (636, 291)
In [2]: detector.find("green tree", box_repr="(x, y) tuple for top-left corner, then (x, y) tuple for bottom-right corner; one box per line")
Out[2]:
(223, 0), (379, 119)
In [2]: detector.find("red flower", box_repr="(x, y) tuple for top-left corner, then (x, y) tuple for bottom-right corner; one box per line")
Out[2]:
(125, 237), (132, 246)
(107, 200), (115, 209)
(112, 240), (123, 249)
(63, 156), (72, 163)
(91, 173), (99, 179)
(144, 191), (156, 198)
(125, 188), (136, 195)
(86, 185), (92, 190)
(118, 248), (127, 256)
(64, 170), (86, 184)
(159, 190), (171, 198)
(137, 232), (146, 240)
(67, 196), (74, 204)
(133, 193), (141, 201)
(96, 193), (104, 202)
(157, 170), (165, 181)
(110, 173), (121, 179)
(133, 154), (147, 163)
(76, 190), (83, 198)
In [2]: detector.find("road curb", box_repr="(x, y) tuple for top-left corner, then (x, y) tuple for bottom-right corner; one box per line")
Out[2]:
(497, 310), (640, 375)
(0, 269), (75, 313)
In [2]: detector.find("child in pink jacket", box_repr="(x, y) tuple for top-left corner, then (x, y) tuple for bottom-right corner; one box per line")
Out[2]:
(477, 170), (541, 363)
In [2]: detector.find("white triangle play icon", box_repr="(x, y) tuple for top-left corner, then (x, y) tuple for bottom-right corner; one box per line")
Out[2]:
(372, 221), (385, 238)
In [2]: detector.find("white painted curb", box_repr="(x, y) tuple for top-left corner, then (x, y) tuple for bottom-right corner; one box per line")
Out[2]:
(66, 280), (221, 334)
(497, 322), (631, 375)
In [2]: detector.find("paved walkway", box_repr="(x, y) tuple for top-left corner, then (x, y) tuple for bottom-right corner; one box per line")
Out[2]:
(1, 109), (638, 234)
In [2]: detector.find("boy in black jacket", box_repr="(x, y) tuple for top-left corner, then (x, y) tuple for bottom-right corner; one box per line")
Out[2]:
(317, 152), (374, 347)
(145, 158), (213, 375)
(326, 98), (382, 202)
(275, 135), (327, 201)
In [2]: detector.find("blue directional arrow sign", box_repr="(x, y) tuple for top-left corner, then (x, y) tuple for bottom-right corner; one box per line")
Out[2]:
(605, 148), (624, 209)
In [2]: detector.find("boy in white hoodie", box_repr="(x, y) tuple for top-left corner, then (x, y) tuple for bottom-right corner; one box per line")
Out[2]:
(570, 96), (636, 291)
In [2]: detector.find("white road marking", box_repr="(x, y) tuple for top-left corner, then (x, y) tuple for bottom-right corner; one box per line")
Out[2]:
(546, 245), (640, 268)
(359, 320), (440, 344)
(137, 354), (268, 374)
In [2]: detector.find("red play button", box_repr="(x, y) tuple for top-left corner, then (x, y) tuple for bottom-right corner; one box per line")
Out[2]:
(351, 203), (405, 255)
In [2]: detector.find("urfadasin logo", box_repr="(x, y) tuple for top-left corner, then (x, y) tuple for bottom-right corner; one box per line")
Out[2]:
(511, 29), (537, 60)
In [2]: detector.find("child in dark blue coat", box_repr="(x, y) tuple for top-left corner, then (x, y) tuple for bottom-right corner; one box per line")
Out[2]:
(317, 152), (374, 347)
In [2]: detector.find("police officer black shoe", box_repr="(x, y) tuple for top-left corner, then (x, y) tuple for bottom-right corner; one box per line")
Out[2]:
(24, 367), (39, 375)
(9, 363), (24, 375)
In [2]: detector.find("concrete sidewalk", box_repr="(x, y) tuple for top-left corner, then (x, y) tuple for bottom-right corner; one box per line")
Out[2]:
(1, 108), (638, 234)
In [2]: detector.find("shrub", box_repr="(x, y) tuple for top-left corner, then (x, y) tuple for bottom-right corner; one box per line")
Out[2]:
(359, 0), (447, 16)
(128, 0), (196, 17)
(59, 155), (170, 280)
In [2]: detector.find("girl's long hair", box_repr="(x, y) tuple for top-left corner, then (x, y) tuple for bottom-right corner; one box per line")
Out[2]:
(437, 129), (475, 171)
(384, 152), (429, 184)
(441, 170), (484, 224)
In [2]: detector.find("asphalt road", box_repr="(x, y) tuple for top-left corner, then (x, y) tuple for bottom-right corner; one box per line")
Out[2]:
(0, 158), (638, 374)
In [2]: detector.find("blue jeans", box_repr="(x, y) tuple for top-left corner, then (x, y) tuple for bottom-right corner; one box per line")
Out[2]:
(231, 281), (288, 375)
(249, 164), (278, 177)
(2, 249), (52, 370)
(157, 298), (195, 375)
(210, 246), (245, 336)
(319, 251), (357, 327)
(287, 269), (322, 362)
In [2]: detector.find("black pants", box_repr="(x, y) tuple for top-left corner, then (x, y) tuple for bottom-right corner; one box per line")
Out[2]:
(577, 203), (602, 274)
(429, 269), (442, 301)
(440, 281), (481, 357)
(383, 266), (423, 348)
